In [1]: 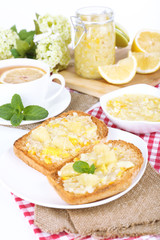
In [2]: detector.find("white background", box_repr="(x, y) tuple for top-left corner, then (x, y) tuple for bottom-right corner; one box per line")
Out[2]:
(0, 0), (160, 240)
(0, 0), (160, 41)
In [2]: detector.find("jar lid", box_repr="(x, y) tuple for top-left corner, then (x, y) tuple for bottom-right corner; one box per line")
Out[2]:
(76, 6), (114, 24)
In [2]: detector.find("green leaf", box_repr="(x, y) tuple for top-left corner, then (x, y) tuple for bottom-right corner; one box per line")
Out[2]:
(23, 105), (48, 120)
(16, 39), (30, 57)
(11, 113), (24, 126)
(25, 41), (37, 59)
(11, 94), (24, 112)
(34, 20), (41, 35)
(10, 48), (21, 58)
(18, 29), (35, 41)
(25, 35), (34, 44)
(10, 25), (17, 33)
(0, 104), (14, 120)
(35, 13), (40, 19)
(89, 164), (95, 174)
(73, 161), (95, 174)
(14, 29), (36, 58)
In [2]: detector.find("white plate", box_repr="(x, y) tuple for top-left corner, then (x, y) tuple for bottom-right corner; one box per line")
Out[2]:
(100, 84), (160, 134)
(0, 85), (71, 125)
(0, 126), (28, 157)
(0, 127), (148, 209)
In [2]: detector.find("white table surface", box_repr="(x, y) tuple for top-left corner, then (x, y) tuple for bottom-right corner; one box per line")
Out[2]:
(0, 127), (37, 240)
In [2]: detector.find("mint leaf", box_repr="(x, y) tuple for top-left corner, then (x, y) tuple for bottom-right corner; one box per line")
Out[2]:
(73, 161), (95, 174)
(11, 94), (24, 112)
(11, 113), (24, 126)
(23, 105), (48, 120)
(0, 104), (14, 120)
(10, 48), (20, 58)
(89, 164), (95, 174)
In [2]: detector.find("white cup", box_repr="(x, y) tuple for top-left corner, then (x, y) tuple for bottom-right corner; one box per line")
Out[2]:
(0, 58), (65, 108)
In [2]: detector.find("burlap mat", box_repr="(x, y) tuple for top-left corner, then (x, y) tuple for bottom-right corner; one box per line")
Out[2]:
(35, 163), (160, 238)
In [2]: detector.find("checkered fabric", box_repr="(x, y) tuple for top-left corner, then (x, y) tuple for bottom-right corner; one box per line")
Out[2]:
(13, 85), (160, 240)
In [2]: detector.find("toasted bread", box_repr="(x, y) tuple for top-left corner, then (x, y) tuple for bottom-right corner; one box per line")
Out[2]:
(47, 140), (144, 205)
(13, 111), (108, 176)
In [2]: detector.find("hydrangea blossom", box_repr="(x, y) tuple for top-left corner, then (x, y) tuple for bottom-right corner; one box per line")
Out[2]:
(36, 34), (70, 72)
(0, 29), (19, 60)
(36, 14), (71, 44)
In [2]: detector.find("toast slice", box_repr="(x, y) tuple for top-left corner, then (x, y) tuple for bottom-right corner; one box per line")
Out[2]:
(47, 140), (144, 205)
(13, 111), (108, 176)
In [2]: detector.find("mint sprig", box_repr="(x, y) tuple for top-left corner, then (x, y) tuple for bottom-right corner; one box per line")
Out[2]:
(0, 94), (48, 126)
(73, 161), (95, 174)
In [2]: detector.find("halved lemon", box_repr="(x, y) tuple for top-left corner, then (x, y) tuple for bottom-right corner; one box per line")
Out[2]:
(98, 56), (137, 85)
(129, 51), (160, 74)
(131, 30), (160, 53)
(0, 67), (46, 84)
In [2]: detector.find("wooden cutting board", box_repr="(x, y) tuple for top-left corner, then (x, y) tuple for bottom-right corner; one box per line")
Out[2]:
(61, 47), (160, 98)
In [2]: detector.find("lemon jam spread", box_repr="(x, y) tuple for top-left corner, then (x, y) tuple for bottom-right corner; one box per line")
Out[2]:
(106, 94), (160, 122)
(74, 7), (115, 79)
(58, 142), (134, 194)
(26, 113), (98, 164)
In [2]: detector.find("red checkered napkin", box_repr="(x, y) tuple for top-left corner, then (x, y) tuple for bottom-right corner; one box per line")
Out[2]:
(13, 85), (160, 240)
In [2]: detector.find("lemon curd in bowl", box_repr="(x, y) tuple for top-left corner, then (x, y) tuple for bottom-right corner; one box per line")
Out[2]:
(100, 84), (160, 134)
(106, 94), (160, 122)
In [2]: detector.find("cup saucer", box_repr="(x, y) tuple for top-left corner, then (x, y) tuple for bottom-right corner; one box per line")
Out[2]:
(0, 86), (71, 126)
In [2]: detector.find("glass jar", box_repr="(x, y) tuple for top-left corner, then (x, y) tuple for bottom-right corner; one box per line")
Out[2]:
(71, 6), (115, 79)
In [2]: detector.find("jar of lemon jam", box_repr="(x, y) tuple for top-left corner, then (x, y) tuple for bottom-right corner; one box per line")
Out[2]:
(71, 6), (115, 79)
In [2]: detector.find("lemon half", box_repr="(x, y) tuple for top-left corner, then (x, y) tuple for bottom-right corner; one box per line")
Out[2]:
(131, 29), (160, 53)
(129, 51), (160, 74)
(98, 56), (137, 85)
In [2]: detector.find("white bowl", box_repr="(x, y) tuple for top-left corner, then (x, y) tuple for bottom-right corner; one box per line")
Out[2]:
(100, 84), (160, 134)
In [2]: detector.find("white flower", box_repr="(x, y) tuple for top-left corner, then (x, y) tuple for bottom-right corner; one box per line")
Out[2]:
(36, 14), (71, 44)
(0, 29), (19, 60)
(36, 34), (70, 72)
